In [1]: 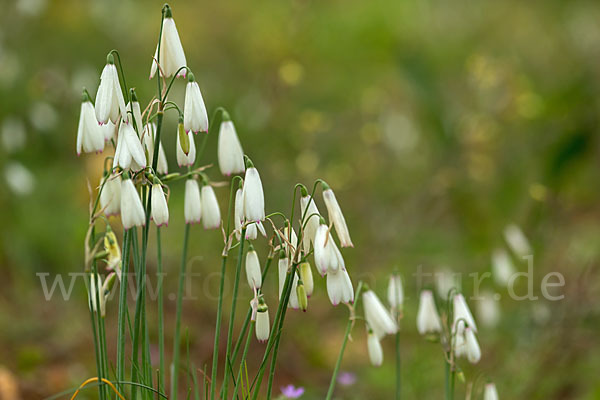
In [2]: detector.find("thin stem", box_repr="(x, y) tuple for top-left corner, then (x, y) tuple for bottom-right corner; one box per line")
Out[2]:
(157, 228), (165, 392)
(221, 229), (246, 399)
(395, 327), (401, 400)
(325, 281), (364, 400)
(117, 230), (132, 393)
(88, 272), (105, 400)
(210, 255), (228, 400)
(231, 320), (255, 400)
(171, 224), (191, 400)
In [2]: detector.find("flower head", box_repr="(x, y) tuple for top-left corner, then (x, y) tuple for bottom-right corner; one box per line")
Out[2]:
(484, 383), (498, 400)
(184, 179), (201, 224)
(201, 184), (221, 229)
(337, 372), (356, 386)
(120, 177), (146, 229)
(99, 173), (121, 217)
(217, 115), (244, 176)
(453, 293), (477, 333)
(245, 245), (262, 290)
(416, 290), (442, 335)
(322, 183), (353, 247)
(254, 298), (270, 342)
(363, 290), (398, 339)
(183, 73), (208, 133)
(95, 55), (127, 124)
(503, 223), (531, 258)
(176, 124), (196, 167)
(142, 123), (168, 174)
(492, 248), (515, 287)
(314, 222), (344, 276)
(300, 193), (321, 253)
(242, 163), (265, 222)
(326, 268), (354, 306)
(387, 273), (403, 312)
(151, 183), (169, 227)
(113, 122), (146, 171)
(76, 90), (104, 155)
(150, 6), (187, 79)
(367, 330), (383, 367)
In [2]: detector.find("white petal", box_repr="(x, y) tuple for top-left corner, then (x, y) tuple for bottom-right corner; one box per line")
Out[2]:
(217, 120), (245, 175)
(201, 185), (221, 229)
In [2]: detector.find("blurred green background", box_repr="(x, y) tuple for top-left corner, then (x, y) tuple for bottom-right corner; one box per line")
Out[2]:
(1, 0), (600, 398)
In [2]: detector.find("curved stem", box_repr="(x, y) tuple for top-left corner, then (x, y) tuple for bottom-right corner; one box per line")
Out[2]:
(162, 66), (191, 100)
(108, 50), (129, 101)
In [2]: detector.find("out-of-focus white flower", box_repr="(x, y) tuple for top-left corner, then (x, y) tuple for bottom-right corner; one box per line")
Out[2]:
(142, 123), (168, 174)
(387, 274), (403, 311)
(436, 267), (460, 299)
(176, 125), (196, 167)
(492, 248), (516, 287)
(367, 330), (383, 367)
(242, 164), (265, 222)
(149, 6), (187, 79)
(100, 173), (121, 216)
(453, 294), (477, 332)
(95, 55), (127, 124)
(314, 222), (344, 276)
(255, 300), (270, 343)
(4, 162), (35, 196)
(278, 255), (299, 309)
(1, 117), (26, 153)
(299, 262), (314, 297)
(461, 326), (481, 364)
(322, 184), (353, 247)
(30, 101), (58, 132)
(503, 224), (532, 258)
(300, 193), (321, 253)
(483, 383), (499, 400)
(454, 320), (467, 358)
(477, 290), (501, 328)
(113, 122), (146, 171)
(245, 246), (262, 289)
(76, 92), (104, 155)
(416, 290), (442, 335)
(183, 73), (208, 134)
(217, 116), (244, 176)
(151, 183), (169, 227)
(363, 290), (398, 338)
(120, 178), (145, 229)
(184, 179), (201, 224)
(326, 268), (354, 306)
(200, 184), (221, 229)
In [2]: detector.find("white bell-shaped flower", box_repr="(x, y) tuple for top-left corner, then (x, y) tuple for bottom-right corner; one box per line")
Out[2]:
(300, 193), (321, 253)
(457, 325), (481, 364)
(453, 293), (477, 333)
(326, 268), (354, 306)
(76, 91), (104, 155)
(95, 55), (127, 124)
(126, 98), (143, 134)
(184, 179), (201, 224)
(477, 290), (501, 328)
(416, 290), (442, 335)
(151, 183), (169, 227)
(387, 274), (403, 312)
(242, 163), (265, 222)
(183, 73), (208, 133)
(149, 6), (187, 79)
(484, 383), (499, 400)
(99, 173), (121, 216)
(492, 248), (516, 287)
(176, 126), (196, 167)
(142, 123), (168, 174)
(367, 330), (383, 367)
(120, 178), (145, 229)
(314, 222), (344, 276)
(363, 289), (398, 338)
(255, 300), (270, 343)
(101, 120), (117, 142)
(113, 122), (146, 171)
(217, 116), (244, 176)
(322, 183), (353, 247)
(245, 245), (262, 289)
(201, 184), (221, 229)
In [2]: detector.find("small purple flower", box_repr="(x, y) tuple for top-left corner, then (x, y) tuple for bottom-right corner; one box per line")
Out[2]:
(337, 371), (356, 386)
(281, 384), (305, 398)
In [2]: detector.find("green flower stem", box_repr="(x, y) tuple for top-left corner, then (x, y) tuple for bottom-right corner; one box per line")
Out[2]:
(157, 227), (165, 391)
(395, 325), (401, 400)
(171, 223), (191, 400)
(117, 230), (132, 393)
(231, 320), (255, 400)
(88, 271), (105, 400)
(221, 229), (247, 399)
(325, 281), (364, 400)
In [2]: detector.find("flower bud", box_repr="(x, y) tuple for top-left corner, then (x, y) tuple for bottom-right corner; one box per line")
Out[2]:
(367, 330), (383, 367)
(363, 290), (398, 338)
(217, 116), (244, 176)
(201, 184), (221, 229)
(120, 177), (146, 230)
(245, 245), (262, 290)
(242, 165), (265, 222)
(178, 121), (190, 155)
(453, 293), (477, 333)
(151, 183), (169, 227)
(299, 262), (314, 297)
(104, 229), (122, 280)
(484, 383), (498, 400)
(326, 268), (354, 306)
(99, 173), (121, 217)
(296, 280), (308, 312)
(322, 183), (353, 247)
(184, 179), (201, 224)
(416, 290), (442, 335)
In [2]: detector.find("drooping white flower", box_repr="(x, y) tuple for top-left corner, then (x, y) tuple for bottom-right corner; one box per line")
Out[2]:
(483, 383), (499, 400)
(120, 178), (146, 229)
(454, 320), (467, 358)
(242, 165), (265, 222)
(126, 99), (144, 134)
(492, 248), (516, 287)
(151, 183), (169, 227)
(201, 184), (220, 229)
(176, 127), (196, 167)
(95, 55), (127, 124)
(314, 223), (344, 276)
(387, 274), (403, 311)
(184, 179), (201, 224)
(453, 293), (477, 333)
(217, 116), (244, 176)
(113, 122), (146, 171)
(363, 290), (398, 339)
(436, 267), (460, 299)
(246, 220), (266, 240)
(234, 187), (243, 240)
(278, 255), (299, 309)
(149, 6), (187, 79)
(101, 120), (117, 142)
(503, 223), (532, 258)
(76, 92), (104, 155)
(183, 74), (208, 134)
(477, 290), (501, 328)
(461, 326), (481, 364)
(367, 330), (383, 367)
(99, 173), (121, 216)
(416, 290), (442, 335)
(299, 262), (314, 297)
(142, 123), (168, 174)
(255, 300), (270, 343)
(245, 246), (262, 289)
(322, 184), (353, 247)
(326, 268), (354, 306)
(300, 193), (321, 253)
